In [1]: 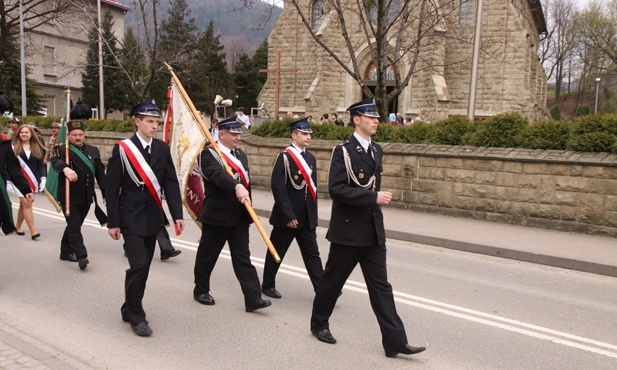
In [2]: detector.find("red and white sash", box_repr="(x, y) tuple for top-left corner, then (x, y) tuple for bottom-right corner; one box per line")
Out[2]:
(117, 139), (162, 209)
(16, 153), (37, 192)
(219, 150), (249, 189)
(284, 147), (317, 200)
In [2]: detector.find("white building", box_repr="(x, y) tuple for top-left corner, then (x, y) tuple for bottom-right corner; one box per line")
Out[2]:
(25, 0), (129, 117)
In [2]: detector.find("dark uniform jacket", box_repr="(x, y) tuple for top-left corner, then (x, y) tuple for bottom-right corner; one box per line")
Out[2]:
(0, 140), (32, 234)
(326, 135), (385, 247)
(269, 149), (318, 229)
(106, 135), (183, 236)
(198, 146), (252, 227)
(13, 150), (46, 184)
(0, 140), (31, 193)
(51, 143), (106, 206)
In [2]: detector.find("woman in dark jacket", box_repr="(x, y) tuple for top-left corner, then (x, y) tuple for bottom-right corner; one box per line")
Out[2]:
(11, 125), (46, 239)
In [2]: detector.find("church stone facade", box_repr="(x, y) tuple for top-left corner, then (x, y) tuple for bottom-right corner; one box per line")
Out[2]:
(258, 0), (549, 123)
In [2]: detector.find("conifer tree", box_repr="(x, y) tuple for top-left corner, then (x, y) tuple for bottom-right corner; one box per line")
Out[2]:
(117, 28), (146, 110)
(81, 10), (122, 118)
(151, 0), (199, 105)
(0, 35), (44, 115)
(233, 53), (260, 111)
(252, 39), (268, 85)
(188, 21), (234, 115)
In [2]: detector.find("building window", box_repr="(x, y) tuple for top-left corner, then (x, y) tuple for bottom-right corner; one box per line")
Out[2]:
(311, 0), (325, 30)
(364, 62), (396, 81)
(459, 0), (474, 24)
(44, 46), (55, 73)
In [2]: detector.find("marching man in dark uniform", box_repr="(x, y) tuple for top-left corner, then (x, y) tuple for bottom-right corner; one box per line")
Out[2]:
(193, 116), (271, 312)
(310, 98), (426, 358)
(51, 101), (106, 270)
(106, 99), (184, 337)
(261, 117), (324, 299)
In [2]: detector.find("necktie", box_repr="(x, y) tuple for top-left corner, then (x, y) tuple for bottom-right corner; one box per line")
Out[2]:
(301, 151), (306, 159)
(144, 145), (151, 162)
(367, 143), (374, 161)
(230, 149), (237, 158)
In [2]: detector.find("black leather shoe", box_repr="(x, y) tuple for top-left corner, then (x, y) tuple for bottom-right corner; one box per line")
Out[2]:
(78, 258), (89, 270)
(384, 344), (426, 358)
(121, 313), (148, 325)
(245, 298), (272, 312)
(194, 293), (215, 305)
(31, 233), (41, 240)
(161, 249), (182, 261)
(261, 287), (282, 299)
(15, 230), (25, 236)
(60, 253), (78, 262)
(130, 322), (152, 337)
(311, 328), (336, 344)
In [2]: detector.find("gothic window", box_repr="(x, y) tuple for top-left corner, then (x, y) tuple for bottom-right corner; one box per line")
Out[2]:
(311, 0), (325, 30)
(459, 0), (474, 24)
(369, 0), (401, 25)
(364, 62), (395, 81)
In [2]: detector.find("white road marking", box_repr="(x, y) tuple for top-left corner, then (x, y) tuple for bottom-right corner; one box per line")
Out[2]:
(28, 205), (617, 359)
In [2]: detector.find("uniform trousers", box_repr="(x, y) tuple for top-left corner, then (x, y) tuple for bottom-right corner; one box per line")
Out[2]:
(193, 223), (261, 306)
(121, 234), (157, 325)
(61, 204), (91, 259)
(156, 224), (174, 254)
(262, 226), (323, 291)
(310, 242), (408, 349)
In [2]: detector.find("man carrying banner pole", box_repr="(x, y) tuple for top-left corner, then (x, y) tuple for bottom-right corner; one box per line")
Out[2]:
(165, 64), (280, 263)
(106, 99), (184, 337)
(51, 99), (107, 270)
(192, 116), (271, 312)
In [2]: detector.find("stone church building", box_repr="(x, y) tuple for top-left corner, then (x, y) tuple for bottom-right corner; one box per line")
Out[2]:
(258, 0), (549, 123)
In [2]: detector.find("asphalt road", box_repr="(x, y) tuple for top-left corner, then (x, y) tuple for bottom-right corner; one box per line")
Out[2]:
(1, 192), (616, 369)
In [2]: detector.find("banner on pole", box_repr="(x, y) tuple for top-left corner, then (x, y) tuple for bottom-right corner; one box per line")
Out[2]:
(169, 79), (207, 223)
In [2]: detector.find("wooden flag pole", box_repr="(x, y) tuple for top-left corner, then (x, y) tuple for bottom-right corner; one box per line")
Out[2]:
(165, 63), (281, 263)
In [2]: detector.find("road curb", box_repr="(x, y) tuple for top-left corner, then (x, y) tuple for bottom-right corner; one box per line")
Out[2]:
(0, 321), (90, 370)
(254, 208), (617, 278)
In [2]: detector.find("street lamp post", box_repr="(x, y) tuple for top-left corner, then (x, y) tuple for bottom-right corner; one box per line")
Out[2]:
(594, 77), (601, 114)
(467, 0), (485, 120)
(20, 0), (27, 116)
(98, 0), (105, 119)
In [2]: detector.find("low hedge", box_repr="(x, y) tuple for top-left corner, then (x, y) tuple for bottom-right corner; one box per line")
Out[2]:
(253, 113), (617, 153)
(0, 116), (136, 132)
(6, 113), (617, 153)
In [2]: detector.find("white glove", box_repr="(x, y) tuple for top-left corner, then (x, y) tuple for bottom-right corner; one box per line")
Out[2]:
(6, 181), (15, 194)
(39, 177), (46, 192)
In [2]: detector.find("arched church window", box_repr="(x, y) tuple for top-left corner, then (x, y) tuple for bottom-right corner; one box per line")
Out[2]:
(369, 0), (401, 24)
(311, 0), (325, 30)
(364, 62), (395, 81)
(459, 0), (474, 24)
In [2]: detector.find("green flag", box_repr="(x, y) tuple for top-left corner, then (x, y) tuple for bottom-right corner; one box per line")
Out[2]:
(44, 94), (68, 213)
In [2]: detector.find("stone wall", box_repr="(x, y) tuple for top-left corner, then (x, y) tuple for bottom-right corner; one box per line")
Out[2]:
(240, 132), (617, 238)
(48, 130), (617, 237)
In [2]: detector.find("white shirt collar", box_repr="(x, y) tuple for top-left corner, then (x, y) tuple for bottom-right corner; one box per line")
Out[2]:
(353, 132), (371, 152)
(290, 143), (305, 154)
(218, 142), (233, 156)
(136, 132), (153, 149)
